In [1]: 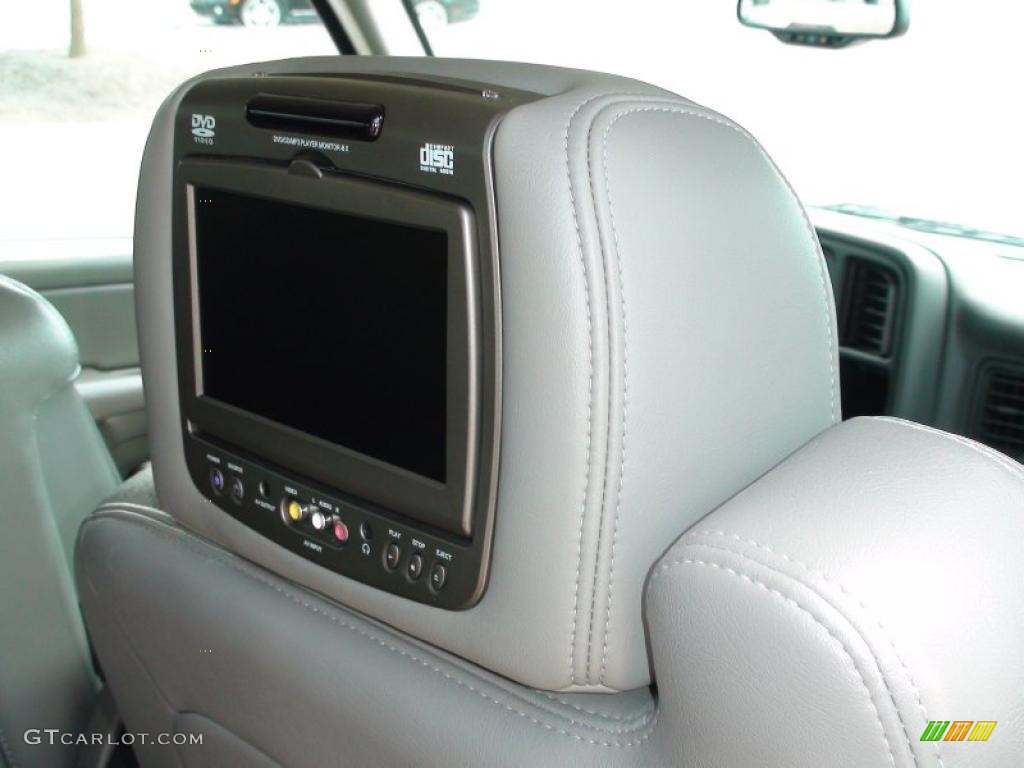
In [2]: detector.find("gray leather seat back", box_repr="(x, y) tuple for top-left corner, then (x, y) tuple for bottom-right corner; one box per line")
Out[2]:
(0, 275), (120, 768)
(76, 415), (1024, 767)
(132, 57), (837, 692)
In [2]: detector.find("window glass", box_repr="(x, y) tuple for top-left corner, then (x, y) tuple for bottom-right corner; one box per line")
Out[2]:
(415, 0), (1023, 240)
(0, 0), (336, 251)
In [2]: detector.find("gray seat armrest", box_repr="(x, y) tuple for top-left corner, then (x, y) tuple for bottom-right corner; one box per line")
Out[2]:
(645, 416), (1024, 767)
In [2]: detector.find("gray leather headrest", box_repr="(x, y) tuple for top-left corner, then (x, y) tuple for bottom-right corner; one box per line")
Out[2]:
(136, 57), (838, 692)
(0, 275), (79, 397)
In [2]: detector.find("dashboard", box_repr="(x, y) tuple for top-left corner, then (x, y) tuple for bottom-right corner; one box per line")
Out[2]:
(813, 209), (1024, 464)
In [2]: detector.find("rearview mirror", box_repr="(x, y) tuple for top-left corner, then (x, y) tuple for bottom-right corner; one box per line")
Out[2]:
(738, 0), (909, 48)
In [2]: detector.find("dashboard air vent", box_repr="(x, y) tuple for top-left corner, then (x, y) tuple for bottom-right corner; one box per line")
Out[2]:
(975, 367), (1024, 461)
(841, 259), (898, 356)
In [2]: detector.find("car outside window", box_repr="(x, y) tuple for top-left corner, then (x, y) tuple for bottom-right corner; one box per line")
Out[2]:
(416, 0), (1024, 241)
(0, 0), (336, 254)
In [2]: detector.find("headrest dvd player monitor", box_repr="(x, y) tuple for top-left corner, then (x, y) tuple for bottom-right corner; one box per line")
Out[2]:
(195, 188), (449, 484)
(172, 74), (516, 609)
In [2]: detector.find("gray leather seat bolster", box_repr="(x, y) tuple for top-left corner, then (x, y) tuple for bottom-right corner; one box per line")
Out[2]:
(646, 416), (1024, 768)
(75, 508), (673, 768)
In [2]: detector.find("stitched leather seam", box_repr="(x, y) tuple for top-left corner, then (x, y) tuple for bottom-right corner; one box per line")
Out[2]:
(77, 528), (194, 768)
(876, 416), (1024, 482)
(564, 92), (602, 688)
(678, 421), (1021, 767)
(684, 532), (933, 768)
(90, 510), (659, 747)
(563, 90), (647, 687)
(593, 106), (838, 427)
(591, 103), (637, 686)
(512, 699), (655, 736)
(91, 511), (657, 741)
(591, 102), (840, 685)
(650, 555), (897, 767)
(538, 691), (654, 724)
(683, 415), (1024, 763)
(528, 709), (654, 736)
(581, 95), (625, 686)
(91, 511), (656, 736)
(21, 380), (120, 766)
(78, 523), (189, 720)
(96, 501), (172, 519)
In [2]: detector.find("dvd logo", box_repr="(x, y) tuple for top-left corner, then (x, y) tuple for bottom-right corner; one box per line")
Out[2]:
(419, 143), (454, 175)
(191, 114), (216, 140)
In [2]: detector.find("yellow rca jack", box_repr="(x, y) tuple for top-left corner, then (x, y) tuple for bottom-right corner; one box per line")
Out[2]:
(284, 499), (307, 523)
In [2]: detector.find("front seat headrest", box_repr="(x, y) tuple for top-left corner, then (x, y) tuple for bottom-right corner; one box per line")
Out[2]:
(135, 57), (838, 692)
(0, 275), (79, 395)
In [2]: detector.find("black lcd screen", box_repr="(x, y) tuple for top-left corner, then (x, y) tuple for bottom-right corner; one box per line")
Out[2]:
(194, 187), (448, 483)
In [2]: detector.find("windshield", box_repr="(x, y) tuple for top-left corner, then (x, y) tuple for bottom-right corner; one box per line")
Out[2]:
(416, 0), (1023, 240)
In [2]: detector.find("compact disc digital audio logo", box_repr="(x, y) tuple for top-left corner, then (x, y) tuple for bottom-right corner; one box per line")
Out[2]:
(419, 142), (454, 175)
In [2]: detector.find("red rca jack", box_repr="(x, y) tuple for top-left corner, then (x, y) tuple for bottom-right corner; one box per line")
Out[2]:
(313, 510), (349, 543)
(332, 520), (350, 543)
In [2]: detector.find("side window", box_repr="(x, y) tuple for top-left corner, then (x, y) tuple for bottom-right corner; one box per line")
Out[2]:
(0, 0), (337, 254)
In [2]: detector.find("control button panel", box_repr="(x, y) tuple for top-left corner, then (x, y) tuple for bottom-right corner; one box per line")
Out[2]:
(384, 543), (401, 572)
(407, 553), (424, 581)
(209, 467), (225, 495)
(187, 439), (470, 608)
(429, 563), (447, 592)
(230, 477), (245, 504)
